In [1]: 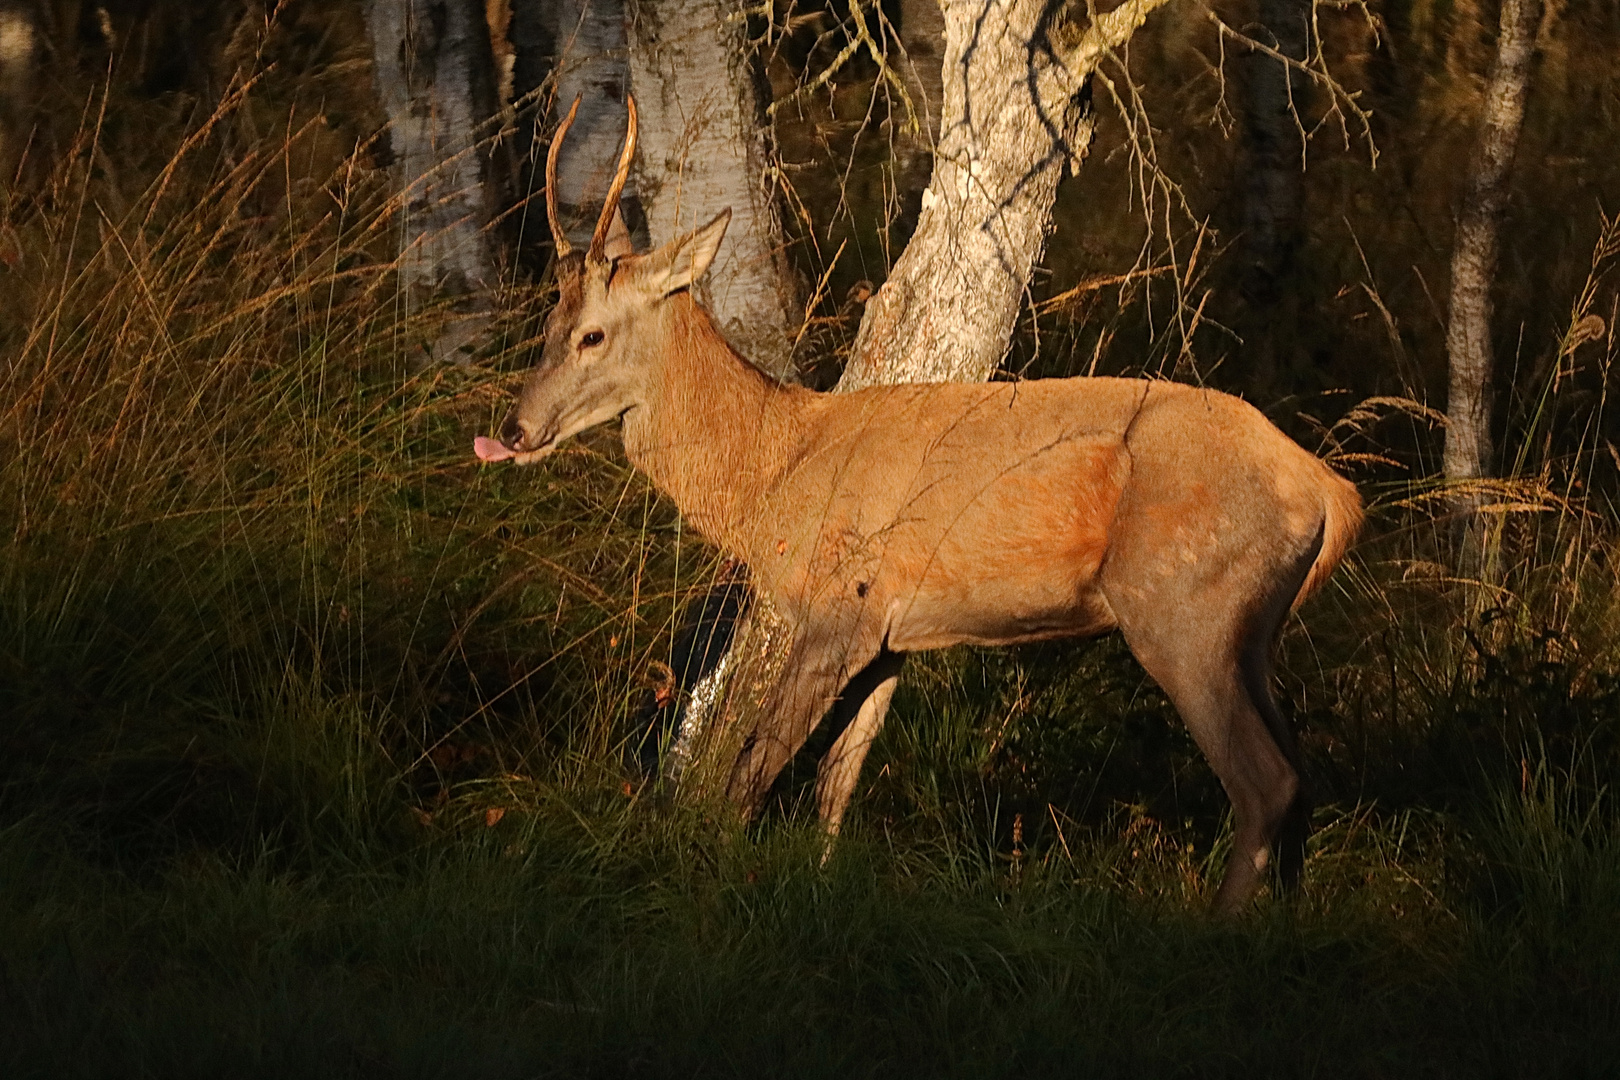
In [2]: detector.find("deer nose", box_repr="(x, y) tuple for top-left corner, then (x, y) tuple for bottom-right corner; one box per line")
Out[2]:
(499, 412), (529, 450)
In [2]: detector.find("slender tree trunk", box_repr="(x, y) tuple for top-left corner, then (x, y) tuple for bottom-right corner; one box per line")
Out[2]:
(1442, 0), (1541, 557)
(1239, 0), (1309, 305)
(840, 0), (1169, 389)
(0, 2), (39, 189)
(893, 0), (946, 188)
(484, 0), (517, 123)
(365, 0), (503, 365)
(627, 0), (800, 378)
(1233, 0), (1311, 393)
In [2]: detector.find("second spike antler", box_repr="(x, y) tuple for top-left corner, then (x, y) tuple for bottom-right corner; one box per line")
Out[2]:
(543, 95), (638, 262)
(545, 95), (582, 258)
(588, 95), (637, 265)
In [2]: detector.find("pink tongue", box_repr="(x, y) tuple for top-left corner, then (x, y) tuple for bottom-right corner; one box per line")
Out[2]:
(474, 436), (516, 463)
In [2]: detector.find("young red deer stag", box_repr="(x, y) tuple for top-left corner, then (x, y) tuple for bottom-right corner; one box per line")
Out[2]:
(477, 99), (1363, 913)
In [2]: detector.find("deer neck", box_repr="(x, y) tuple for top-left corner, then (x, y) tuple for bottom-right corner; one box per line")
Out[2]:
(620, 296), (806, 550)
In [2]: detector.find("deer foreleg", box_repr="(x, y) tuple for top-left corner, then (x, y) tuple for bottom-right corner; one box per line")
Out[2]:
(725, 627), (881, 815)
(815, 652), (905, 845)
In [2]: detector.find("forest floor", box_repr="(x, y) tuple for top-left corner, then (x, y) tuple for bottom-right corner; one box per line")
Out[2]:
(4, 780), (1620, 1078)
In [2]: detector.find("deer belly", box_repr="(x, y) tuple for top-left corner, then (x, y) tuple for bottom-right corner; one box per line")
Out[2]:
(881, 539), (1118, 651)
(761, 440), (1126, 649)
(884, 582), (1117, 650)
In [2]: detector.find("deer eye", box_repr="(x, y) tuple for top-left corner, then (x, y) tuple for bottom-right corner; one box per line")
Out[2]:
(579, 329), (605, 349)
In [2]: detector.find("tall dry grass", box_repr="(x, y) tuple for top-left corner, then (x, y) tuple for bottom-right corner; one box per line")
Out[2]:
(0, 65), (722, 869)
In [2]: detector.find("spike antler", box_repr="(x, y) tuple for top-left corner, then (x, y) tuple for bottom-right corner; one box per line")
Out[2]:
(546, 95), (582, 258)
(587, 95), (637, 265)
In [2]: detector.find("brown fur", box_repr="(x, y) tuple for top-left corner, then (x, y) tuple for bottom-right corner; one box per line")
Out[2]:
(495, 213), (1361, 913)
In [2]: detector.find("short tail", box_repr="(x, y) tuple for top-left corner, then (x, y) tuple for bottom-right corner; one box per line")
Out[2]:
(1293, 468), (1363, 610)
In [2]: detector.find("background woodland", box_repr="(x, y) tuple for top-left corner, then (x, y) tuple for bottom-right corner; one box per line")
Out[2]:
(2, 0), (1620, 1074)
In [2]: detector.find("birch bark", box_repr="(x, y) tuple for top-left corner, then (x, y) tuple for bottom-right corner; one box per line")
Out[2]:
(1442, 0), (1541, 520)
(627, 0), (800, 378)
(841, 0), (1173, 390)
(530, 0), (642, 249)
(365, 0), (503, 365)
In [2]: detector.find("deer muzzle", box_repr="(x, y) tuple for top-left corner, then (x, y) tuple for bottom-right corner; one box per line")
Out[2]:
(473, 411), (555, 464)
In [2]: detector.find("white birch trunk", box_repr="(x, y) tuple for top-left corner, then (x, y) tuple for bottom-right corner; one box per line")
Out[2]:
(841, 0), (1173, 390)
(1443, 0), (1541, 497)
(366, 0), (501, 364)
(627, 0), (799, 378)
(541, 0), (642, 249)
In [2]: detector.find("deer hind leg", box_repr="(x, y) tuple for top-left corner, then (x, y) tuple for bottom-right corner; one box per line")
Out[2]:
(815, 651), (905, 849)
(1133, 651), (1299, 914)
(1239, 576), (1313, 892)
(1103, 534), (1321, 914)
(726, 626), (882, 817)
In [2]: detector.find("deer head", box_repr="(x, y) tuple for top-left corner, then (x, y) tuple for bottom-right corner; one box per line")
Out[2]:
(475, 96), (731, 465)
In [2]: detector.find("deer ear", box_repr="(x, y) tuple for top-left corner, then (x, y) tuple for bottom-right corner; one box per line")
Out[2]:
(623, 209), (730, 297)
(602, 206), (635, 260)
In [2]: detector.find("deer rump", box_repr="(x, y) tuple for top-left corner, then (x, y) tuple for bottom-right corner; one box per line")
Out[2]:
(485, 94), (1362, 912)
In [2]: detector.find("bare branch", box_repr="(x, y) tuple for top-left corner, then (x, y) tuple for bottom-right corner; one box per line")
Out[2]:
(1204, 2), (1379, 168)
(767, 0), (919, 133)
(1062, 0), (1181, 70)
